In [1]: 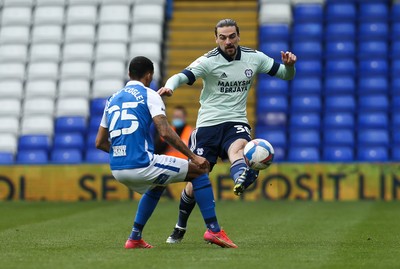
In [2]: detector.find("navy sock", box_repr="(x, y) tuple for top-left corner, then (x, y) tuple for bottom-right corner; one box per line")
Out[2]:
(191, 174), (220, 232)
(230, 158), (247, 182)
(177, 189), (196, 228)
(129, 187), (164, 240)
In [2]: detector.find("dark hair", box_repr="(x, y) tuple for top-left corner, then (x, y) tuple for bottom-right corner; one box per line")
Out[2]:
(214, 19), (240, 36)
(174, 105), (187, 116)
(128, 56), (154, 80)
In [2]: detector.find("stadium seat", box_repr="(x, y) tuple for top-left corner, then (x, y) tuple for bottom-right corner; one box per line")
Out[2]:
(56, 98), (89, 117)
(357, 76), (388, 94)
(358, 3), (388, 22)
(358, 60), (388, 76)
(271, 146), (285, 162)
(392, 23), (400, 41)
(323, 146), (353, 162)
(66, 5), (97, 25)
(131, 23), (163, 43)
(16, 150), (49, 164)
(288, 147), (319, 162)
(256, 112), (287, 129)
(259, 41), (289, 61)
(0, 116), (19, 136)
(358, 112), (388, 129)
(25, 79), (57, 99)
(292, 23), (323, 41)
(357, 147), (388, 162)
(86, 149), (109, 163)
(358, 41), (388, 59)
(58, 78), (90, 98)
(324, 95), (356, 112)
(392, 114), (400, 129)
(95, 42), (127, 61)
(290, 113), (320, 130)
(258, 24), (290, 43)
(55, 116), (87, 135)
(99, 4), (130, 24)
(0, 63), (25, 80)
(325, 3), (356, 22)
(257, 76), (289, 95)
(90, 98), (107, 116)
(323, 129), (354, 147)
(325, 41), (355, 59)
(22, 98), (55, 116)
(325, 59), (356, 76)
(51, 149), (83, 164)
(93, 60), (126, 80)
(0, 152), (14, 164)
(392, 60), (400, 78)
(27, 61), (59, 80)
(33, 6), (65, 25)
(53, 133), (85, 150)
(92, 78), (125, 98)
(290, 76), (321, 95)
(18, 135), (51, 151)
(358, 22), (388, 41)
(20, 115), (54, 136)
(293, 4), (323, 23)
(0, 98), (22, 117)
(1, 6), (32, 25)
(64, 24), (96, 43)
(294, 60), (322, 76)
(291, 41), (322, 59)
(60, 60), (92, 79)
(393, 4), (400, 22)
(0, 79), (24, 99)
(392, 78), (400, 96)
(0, 44), (28, 62)
(358, 95), (388, 112)
(357, 129), (389, 147)
(30, 43), (61, 62)
(31, 25), (63, 43)
(391, 41), (400, 58)
(323, 112), (354, 129)
(325, 23), (356, 41)
(259, 3), (292, 24)
(0, 25), (30, 44)
(68, 0), (100, 5)
(86, 132), (97, 150)
(0, 134), (17, 154)
(291, 95), (321, 112)
(133, 4), (165, 24)
(324, 76), (355, 95)
(289, 130), (320, 147)
(36, 0), (67, 6)
(62, 43), (94, 62)
(257, 95), (288, 112)
(3, 0), (34, 6)
(98, 23), (129, 43)
(88, 115), (102, 133)
(392, 146), (400, 161)
(255, 129), (286, 148)
(129, 42), (162, 63)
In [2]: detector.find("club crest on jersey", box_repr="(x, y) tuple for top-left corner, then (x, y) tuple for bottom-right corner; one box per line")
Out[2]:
(244, 69), (253, 78)
(196, 148), (204, 155)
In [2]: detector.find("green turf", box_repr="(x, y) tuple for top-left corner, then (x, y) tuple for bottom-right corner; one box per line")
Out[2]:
(0, 201), (399, 269)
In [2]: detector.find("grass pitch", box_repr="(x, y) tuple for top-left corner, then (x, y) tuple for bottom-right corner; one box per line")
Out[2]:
(0, 201), (399, 269)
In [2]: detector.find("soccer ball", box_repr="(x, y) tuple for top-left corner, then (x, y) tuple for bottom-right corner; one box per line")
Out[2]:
(243, 138), (275, 170)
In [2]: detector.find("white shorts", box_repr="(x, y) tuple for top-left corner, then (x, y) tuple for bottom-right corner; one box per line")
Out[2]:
(111, 154), (189, 194)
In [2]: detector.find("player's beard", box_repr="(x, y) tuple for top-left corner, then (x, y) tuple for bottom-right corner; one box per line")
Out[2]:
(225, 45), (236, 57)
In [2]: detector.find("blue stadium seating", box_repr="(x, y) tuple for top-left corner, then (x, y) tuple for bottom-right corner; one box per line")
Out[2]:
(16, 150), (48, 164)
(259, 41), (289, 61)
(392, 146), (400, 161)
(393, 114), (400, 129)
(289, 130), (320, 147)
(18, 135), (51, 151)
(51, 149), (82, 164)
(324, 76), (355, 95)
(290, 76), (322, 95)
(392, 78), (400, 95)
(257, 75), (288, 95)
(392, 4), (400, 22)
(324, 129), (354, 147)
(53, 133), (85, 150)
(292, 23), (323, 41)
(325, 41), (355, 59)
(324, 95), (356, 112)
(392, 60), (400, 78)
(392, 23), (400, 40)
(288, 147), (320, 162)
(325, 59), (356, 76)
(357, 76), (389, 94)
(256, 129), (286, 148)
(323, 146), (354, 162)
(290, 113), (320, 130)
(392, 129), (400, 144)
(0, 152), (13, 164)
(358, 112), (389, 129)
(358, 60), (388, 76)
(293, 4), (323, 23)
(325, 3), (356, 22)
(256, 112), (287, 130)
(259, 24), (290, 43)
(358, 3), (389, 22)
(55, 116), (87, 135)
(323, 112), (354, 129)
(272, 146), (285, 162)
(391, 41), (400, 58)
(295, 60), (322, 76)
(85, 149), (109, 163)
(86, 132), (97, 150)
(90, 98), (107, 117)
(358, 41), (388, 59)
(325, 23), (356, 41)
(257, 95), (288, 112)
(358, 22), (389, 41)
(88, 115), (102, 133)
(291, 95), (321, 112)
(292, 41), (322, 59)
(393, 96), (400, 111)
(357, 129), (389, 147)
(358, 95), (389, 112)
(357, 147), (388, 162)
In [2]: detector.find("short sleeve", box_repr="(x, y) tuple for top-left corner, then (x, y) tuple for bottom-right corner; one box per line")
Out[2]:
(182, 55), (209, 84)
(256, 50), (280, 76)
(147, 89), (166, 118)
(100, 101), (108, 128)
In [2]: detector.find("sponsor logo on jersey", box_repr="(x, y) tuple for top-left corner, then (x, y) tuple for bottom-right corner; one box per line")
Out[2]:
(217, 80), (251, 93)
(196, 148), (204, 155)
(245, 69), (253, 78)
(219, 72), (228, 79)
(113, 145), (127, 157)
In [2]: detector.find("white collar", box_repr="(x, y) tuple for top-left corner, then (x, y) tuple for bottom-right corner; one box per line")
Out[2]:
(125, 80), (144, 87)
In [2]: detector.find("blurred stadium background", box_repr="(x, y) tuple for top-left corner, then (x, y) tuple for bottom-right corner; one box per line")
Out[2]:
(0, 0), (399, 165)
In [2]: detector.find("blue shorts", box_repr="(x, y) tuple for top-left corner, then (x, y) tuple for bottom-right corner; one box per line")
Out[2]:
(188, 122), (252, 171)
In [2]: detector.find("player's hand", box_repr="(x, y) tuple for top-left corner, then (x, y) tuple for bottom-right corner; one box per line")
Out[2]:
(157, 87), (174, 97)
(191, 155), (210, 171)
(281, 51), (297, 66)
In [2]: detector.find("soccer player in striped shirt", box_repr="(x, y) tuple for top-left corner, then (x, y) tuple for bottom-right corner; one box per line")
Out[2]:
(158, 19), (297, 243)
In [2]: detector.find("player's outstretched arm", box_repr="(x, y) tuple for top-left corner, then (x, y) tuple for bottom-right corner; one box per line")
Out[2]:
(95, 126), (110, 153)
(274, 51), (297, 81)
(157, 73), (189, 97)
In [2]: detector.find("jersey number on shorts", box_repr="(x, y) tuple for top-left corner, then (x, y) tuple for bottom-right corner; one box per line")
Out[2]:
(234, 125), (250, 135)
(108, 102), (140, 138)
